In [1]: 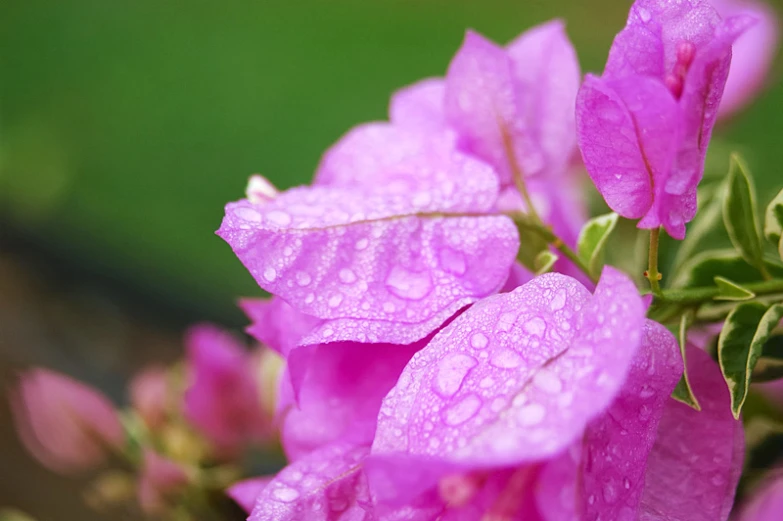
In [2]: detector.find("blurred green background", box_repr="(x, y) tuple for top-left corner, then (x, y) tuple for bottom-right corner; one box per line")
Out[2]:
(0, 0), (781, 518)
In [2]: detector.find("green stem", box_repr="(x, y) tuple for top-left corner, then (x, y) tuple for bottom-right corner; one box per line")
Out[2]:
(660, 280), (783, 305)
(646, 228), (663, 297)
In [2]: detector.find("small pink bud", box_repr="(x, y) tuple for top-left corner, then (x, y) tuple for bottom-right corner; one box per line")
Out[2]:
(129, 366), (170, 429)
(245, 174), (278, 204)
(137, 450), (189, 514)
(183, 324), (269, 456)
(9, 369), (125, 474)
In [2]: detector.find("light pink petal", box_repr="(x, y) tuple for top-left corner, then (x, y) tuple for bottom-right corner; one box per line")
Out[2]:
(579, 320), (682, 521)
(227, 477), (273, 514)
(370, 268), (644, 502)
(137, 450), (190, 514)
(281, 341), (421, 461)
(183, 325), (267, 453)
(218, 178), (517, 346)
(240, 297), (322, 358)
(576, 74), (681, 234)
(506, 19), (581, 179)
(129, 366), (170, 430)
(738, 471), (783, 521)
(389, 78), (448, 132)
(536, 446), (581, 521)
(638, 345), (745, 521)
(714, 0), (780, 118)
(445, 31), (542, 185)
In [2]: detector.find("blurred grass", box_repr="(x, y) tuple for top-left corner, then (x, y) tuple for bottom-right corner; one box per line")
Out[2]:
(0, 0), (781, 325)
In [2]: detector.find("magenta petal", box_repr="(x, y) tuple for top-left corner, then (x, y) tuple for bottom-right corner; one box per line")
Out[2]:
(638, 345), (744, 521)
(389, 78), (448, 132)
(218, 182), (517, 346)
(372, 268), (644, 498)
(576, 74), (681, 231)
(506, 19), (581, 179)
(281, 342), (420, 461)
(240, 297), (322, 358)
(227, 477), (272, 514)
(738, 472), (783, 521)
(445, 31), (541, 185)
(579, 320), (682, 521)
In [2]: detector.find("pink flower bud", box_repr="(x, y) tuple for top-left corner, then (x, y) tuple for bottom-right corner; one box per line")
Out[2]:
(183, 324), (269, 456)
(136, 450), (189, 514)
(9, 368), (125, 474)
(129, 366), (170, 430)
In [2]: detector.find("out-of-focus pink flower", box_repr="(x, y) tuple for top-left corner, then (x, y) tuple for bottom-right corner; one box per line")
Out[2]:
(9, 368), (125, 474)
(227, 477), (272, 514)
(712, 0), (780, 118)
(183, 324), (269, 455)
(129, 365), (170, 430)
(577, 0), (754, 239)
(137, 450), (190, 514)
(737, 470), (783, 520)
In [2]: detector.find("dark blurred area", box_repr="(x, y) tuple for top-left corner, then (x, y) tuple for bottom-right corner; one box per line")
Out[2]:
(1, 0), (782, 518)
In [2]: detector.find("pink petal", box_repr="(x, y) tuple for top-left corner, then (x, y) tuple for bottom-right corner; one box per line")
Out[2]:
(137, 450), (190, 514)
(445, 31), (542, 185)
(578, 320), (682, 521)
(183, 325), (267, 453)
(129, 365), (170, 430)
(10, 368), (124, 474)
(240, 297), (322, 358)
(389, 78), (448, 132)
(218, 175), (517, 346)
(227, 477), (273, 514)
(506, 19), (581, 180)
(370, 268), (644, 502)
(638, 345), (744, 521)
(576, 74), (682, 236)
(714, 0), (780, 118)
(281, 341), (421, 461)
(738, 471), (783, 521)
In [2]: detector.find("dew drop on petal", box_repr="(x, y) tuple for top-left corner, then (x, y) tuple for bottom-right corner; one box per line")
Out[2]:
(234, 206), (262, 222)
(490, 349), (522, 369)
(523, 317), (547, 337)
(263, 267), (277, 282)
(470, 332), (489, 349)
(439, 248), (467, 276)
(533, 370), (562, 394)
(385, 266), (433, 300)
(517, 403), (546, 426)
(638, 6), (651, 22)
(434, 354), (478, 398)
(339, 268), (357, 284)
(304, 293), (315, 304)
(328, 294), (344, 308)
(443, 394), (482, 426)
(273, 487), (300, 502)
(296, 271), (312, 286)
(355, 238), (369, 251)
(550, 289), (567, 311)
(267, 210), (292, 226)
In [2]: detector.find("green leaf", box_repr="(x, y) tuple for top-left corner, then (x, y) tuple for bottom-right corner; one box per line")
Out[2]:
(723, 154), (765, 272)
(576, 212), (619, 277)
(718, 302), (783, 418)
(714, 276), (756, 301)
(671, 182), (726, 273)
(752, 334), (783, 382)
(671, 309), (701, 410)
(671, 249), (783, 288)
(763, 187), (783, 245)
(534, 250), (558, 275)
(514, 214), (550, 273)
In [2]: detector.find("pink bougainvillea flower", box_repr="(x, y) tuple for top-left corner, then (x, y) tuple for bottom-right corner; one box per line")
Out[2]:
(712, 0), (779, 118)
(137, 449), (190, 514)
(737, 470), (783, 520)
(219, 156), (518, 348)
(183, 324), (269, 455)
(9, 368), (125, 474)
(577, 0), (754, 239)
(227, 476), (273, 514)
(129, 365), (170, 430)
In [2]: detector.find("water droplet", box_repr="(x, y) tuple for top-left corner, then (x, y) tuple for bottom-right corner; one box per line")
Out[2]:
(234, 206), (262, 222)
(439, 248), (467, 276)
(443, 394), (481, 426)
(383, 301), (396, 313)
(328, 294), (343, 308)
(434, 354), (478, 398)
(288, 470), (303, 482)
(412, 192), (432, 207)
(385, 266), (433, 300)
(479, 376), (495, 388)
(490, 349), (522, 369)
(267, 210), (292, 226)
(533, 370), (563, 394)
(517, 403), (546, 426)
(638, 6), (651, 22)
(624, 478), (631, 490)
(339, 268), (356, 284)
(304, 293), (315, 304)
(496, 312), (516, 332)
(614, 173), (623, 180)
(273, 486), (300, 502)
(263, 267), (277, 282)
(523, 317), (547, 337)
(603, 482), (618, 504)
(355, 238), (369, 250)
(296, 271), (312, 286)
(550, 289), (567, 311)
(588, 494), (596, 505)
(322, 328), (334, 338)
(470, 332), (489, 349)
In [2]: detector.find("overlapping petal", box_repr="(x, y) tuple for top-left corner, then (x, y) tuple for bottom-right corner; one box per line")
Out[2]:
(738, 471), (783, 521)
(228, 477), (272, 514)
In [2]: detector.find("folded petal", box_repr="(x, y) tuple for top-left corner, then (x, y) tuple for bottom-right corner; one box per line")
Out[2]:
(218, 177), (517, 346)
(737, 471), (783, 521)
(227, 477), (272, 514)
(445, 31), (543, 185)
(506, 19), (581, 179)
(240, 297), (322, 358)
(576, 74), (681, 232)
(638, 345), (744, 521)
(370, 268), (644, 502)
(578, 320), (682, 521)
